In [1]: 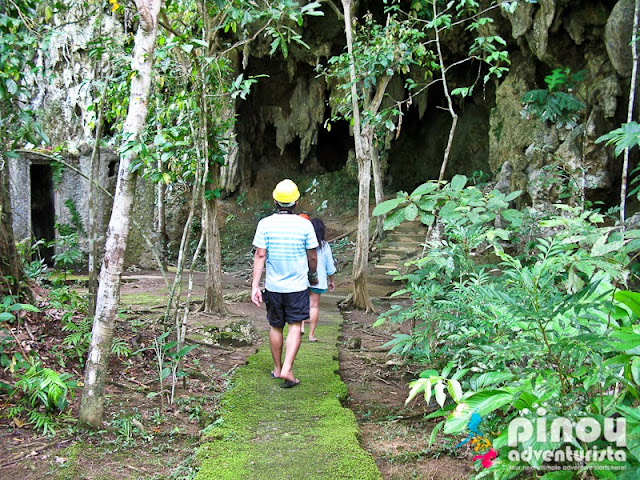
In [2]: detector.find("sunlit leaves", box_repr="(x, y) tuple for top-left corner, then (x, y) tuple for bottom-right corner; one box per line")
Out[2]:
(0, 0), (49, 153)
(596, 122), (640, 157)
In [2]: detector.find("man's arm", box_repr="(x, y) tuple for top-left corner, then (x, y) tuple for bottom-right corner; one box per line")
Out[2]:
(306, 248), (318, 285)
(251, 248), (267, 306)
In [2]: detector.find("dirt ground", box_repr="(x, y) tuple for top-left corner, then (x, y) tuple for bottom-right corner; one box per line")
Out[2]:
(0, 236), (473, 480)
(336, 287), (473, 480)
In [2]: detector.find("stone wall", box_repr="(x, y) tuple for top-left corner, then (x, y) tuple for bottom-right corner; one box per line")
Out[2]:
(13, 8), (159, 268)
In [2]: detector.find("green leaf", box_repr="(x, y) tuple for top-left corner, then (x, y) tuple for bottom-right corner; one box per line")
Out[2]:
(470, 371), (513, 390)
(615, 291), (640, 318)
(504, 190), (521, 202)
(449, 175), (468, 192)
(419, 212), (434, 226)
(406, 378), (430, 405)
(9, 303), (39, 312)
(410, 182), (438, 197)
(428, 420), (444, 447)
(404, 203), (419, 222)
(434, 380), (446, 407)
(632, 357), (640, 386)
(0, 312), (15, 322)
(383, 209), (406, 231)
(447, 379), (463, 403)
(373, 197), (406, 216)
(451, 87), (469, 97)
(443, 390), (513, 434)
(6, 78), (18, 95)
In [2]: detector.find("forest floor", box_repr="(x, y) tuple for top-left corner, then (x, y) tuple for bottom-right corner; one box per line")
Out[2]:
(0, 216), (474, 479)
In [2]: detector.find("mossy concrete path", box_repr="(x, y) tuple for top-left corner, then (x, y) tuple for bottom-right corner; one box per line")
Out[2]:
(195, 300), (382, 480)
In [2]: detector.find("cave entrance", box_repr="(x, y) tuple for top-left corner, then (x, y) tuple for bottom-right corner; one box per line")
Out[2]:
(30, 163), (56, 264)
(316, 115), (350, 172)
(387, 84), (491, 191)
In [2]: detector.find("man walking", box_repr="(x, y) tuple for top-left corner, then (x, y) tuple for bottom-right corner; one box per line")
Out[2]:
(251, 179), (319, 388)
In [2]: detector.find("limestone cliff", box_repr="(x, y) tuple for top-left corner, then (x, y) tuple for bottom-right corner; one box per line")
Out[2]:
(13, 0), (640, 266)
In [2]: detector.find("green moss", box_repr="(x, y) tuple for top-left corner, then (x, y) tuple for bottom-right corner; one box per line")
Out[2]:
(53, 442), (85, 480)
(195, 312), (381, 480)
(120, 292), (177, 307)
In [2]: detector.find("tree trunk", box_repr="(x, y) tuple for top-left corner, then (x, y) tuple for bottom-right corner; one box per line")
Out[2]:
(341, 0), (374, 311)
(351, 126), (375, 312)
(88, 98), (105, 316)
(621, 0), (640, 226)
(157, 164), (167, 267)
(434, 0), (459, 183)
(79, 0), (162, 428)
(204, 191), (226, 313)
(0, 160), (22, 297)
(371, 145), (385, 242)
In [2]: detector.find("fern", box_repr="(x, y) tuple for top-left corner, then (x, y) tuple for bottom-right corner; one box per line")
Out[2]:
(111, 338), (131, 358)
(596, 121), (640, 157)
(27, 409), (57, 436)
(522, 91), (584, 127)
(8, 362), (76, 435)
(14, 361), (76, 411)
(522, 67), (585, 127)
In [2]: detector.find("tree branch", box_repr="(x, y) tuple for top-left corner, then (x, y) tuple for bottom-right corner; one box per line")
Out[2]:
(320, 0), (344, 20)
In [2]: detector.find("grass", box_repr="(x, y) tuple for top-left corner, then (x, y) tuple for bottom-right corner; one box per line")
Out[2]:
(195, 310), (382, 480)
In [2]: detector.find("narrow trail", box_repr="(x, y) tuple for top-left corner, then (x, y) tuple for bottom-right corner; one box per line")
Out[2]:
(195, 297), (382, 479)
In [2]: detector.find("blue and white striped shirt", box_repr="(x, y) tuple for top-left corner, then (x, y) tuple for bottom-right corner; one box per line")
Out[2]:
(253, 213), (319, 293)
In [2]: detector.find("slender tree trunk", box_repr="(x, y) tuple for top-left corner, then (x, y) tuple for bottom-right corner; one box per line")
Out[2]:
(204, 191), (226, 313)
(204, 112), (228, 313)
(0, 159), (22, 297)
(621, 0), (640, 226)
(434, 1), (459, 182)
(157, 162), (167, 267)
(88, 97), (105, 316)
(341, 0), (374, 312)
(351, 126), (375, 311)
(79, 0), (163, 428)
(371, 145), (385, 242)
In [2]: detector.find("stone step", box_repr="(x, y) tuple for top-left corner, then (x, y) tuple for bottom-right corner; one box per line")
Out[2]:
(373, 264), (400, 272)
(387, 227), (425, 236)
(377, 253), (404, 262)
(368, 274), (399, 285)
(393, 222), (428, 233)
(387, 234), (425, 244)
(379, 246), (419, 257)
(387, 240), (423, 249)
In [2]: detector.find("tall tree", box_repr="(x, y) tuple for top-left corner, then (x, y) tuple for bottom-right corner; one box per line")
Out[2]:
(323, 0), (510, 310)
(0, 164), (21, 296)
(0, 0), (48, 296)
(620, 0), (640, 226)
(79, 0), (163, 428)
(326, 0), (428, 310)
(340, 0), (378, 311)
(150, 0), (322, 315)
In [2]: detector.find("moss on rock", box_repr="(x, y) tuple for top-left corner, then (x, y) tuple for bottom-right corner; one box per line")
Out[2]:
(195, 311), (381, 480)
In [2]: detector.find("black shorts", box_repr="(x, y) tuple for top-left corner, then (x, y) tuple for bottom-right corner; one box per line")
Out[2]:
(263, 289), (310, 329)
